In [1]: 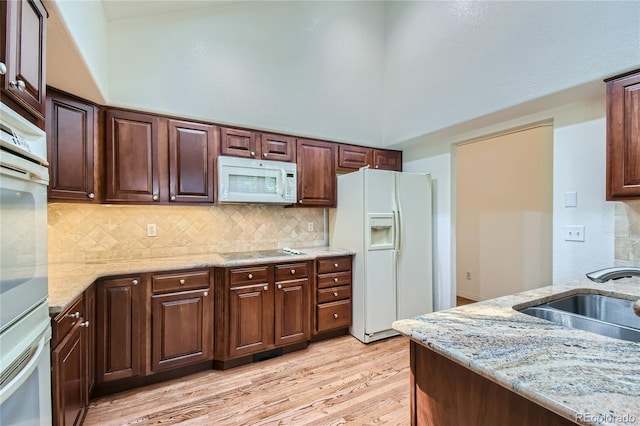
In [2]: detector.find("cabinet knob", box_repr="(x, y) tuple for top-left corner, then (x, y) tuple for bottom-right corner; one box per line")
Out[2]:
(334, 263), (338, 268)
(203, 291), (208, 297)
(132, 279), (139, 285)
(250, 151), (256, 157)
(334, 277), (338, 282)
(299, 200), (303, 204)
(152, 195), (159, 201)
(0, 62), (6, 75)
(375, 165), (379, 169)
(67, 311), (80, 319)
(248, 273), (253, 279)
(333, 292), (338, 297)
(170, 195), (176, 201)
(333, 313), (339, 319)
(87, 192), (95, 199)
(9, 80), (26, 92)
(263, 153), (268, 157)
(290, 269), (296, 275)
(263, 285), (268, 291)
(179, 279), (186, 285)
(277, 284), (282, 289)
(80, 321), (90, 328)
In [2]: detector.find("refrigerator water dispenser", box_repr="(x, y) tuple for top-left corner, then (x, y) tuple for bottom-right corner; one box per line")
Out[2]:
(368, 214), (395, 250)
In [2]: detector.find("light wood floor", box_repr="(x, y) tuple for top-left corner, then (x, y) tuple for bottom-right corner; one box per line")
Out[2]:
(84, 335), (411, 425)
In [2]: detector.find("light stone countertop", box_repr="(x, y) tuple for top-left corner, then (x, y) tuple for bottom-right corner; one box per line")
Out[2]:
(48, 246), (353, 314)
(392, 278), (640, 426)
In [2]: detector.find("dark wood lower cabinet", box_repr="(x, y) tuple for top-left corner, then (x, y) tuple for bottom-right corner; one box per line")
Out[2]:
(274, 278), (309, 346)
(52, 321), (86, 426)
(410, 342), (576, 426)
(228, 282), (273, 357)
(151, 288), (213, 372)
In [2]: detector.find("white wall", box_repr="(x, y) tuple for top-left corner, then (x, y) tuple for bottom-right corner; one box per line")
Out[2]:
(106, 1), (385, 146)
(402, 97), (616, 305)
(47, 0), (109, 103)
(383, 1), (640, 145)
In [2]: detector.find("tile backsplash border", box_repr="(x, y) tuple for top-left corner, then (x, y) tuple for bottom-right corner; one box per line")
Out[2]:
(48, 203), (326, 264)
(614, 200), (640, 266)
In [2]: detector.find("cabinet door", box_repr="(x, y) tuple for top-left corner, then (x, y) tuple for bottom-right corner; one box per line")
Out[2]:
(373, 149), (402, 171)
(260, 133), (296, 162)
(0, 0), (47, 125)
(151, 289), (213, 372)
(52, 322), (86, 426)
(607, 70), (640, 200)
(338, 144), (372, 170)
(105, 110), (160, 203)
(84, 285), (95, 395)
(274, 278), (310, 346)
(46, 89), (97, 202)
(296, 139), (336, 206)
(220, 127), (258, 159)
(96, 276), (143, 383)
(228, 283), (272, 357)
(168, 120), (217, 203)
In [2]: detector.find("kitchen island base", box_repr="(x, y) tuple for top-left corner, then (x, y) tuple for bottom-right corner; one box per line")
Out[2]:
(410, 341), (576, 426)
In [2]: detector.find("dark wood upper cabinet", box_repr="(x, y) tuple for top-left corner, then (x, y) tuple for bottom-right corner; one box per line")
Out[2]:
(168, 119), (218, 203)
(338, 144), (373, 170)
(296, 139), (336, 207)
(373, 149), (402, 171)
(105, 109), (161, 203)
(1, 0), (47, 128)
(220, 127), (258, 159)
(606, 69), (640, 200)
(260, 133), (296, 162)
(46, 88), (100, 202)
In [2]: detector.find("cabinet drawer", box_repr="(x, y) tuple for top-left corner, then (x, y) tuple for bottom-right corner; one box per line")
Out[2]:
(229, 266), (270, 286)
(275, 263), (308, 281)
(317, 257), (352, 274)
(317, 285), (351, 303)
(317, 300), (351, 332)
(52, 295), (84, 347)
(152, 270), (210, 293)
(317, 272), (351, 289)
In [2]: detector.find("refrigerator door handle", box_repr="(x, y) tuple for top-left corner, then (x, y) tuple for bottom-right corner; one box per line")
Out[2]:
(393, 210), (400, 252)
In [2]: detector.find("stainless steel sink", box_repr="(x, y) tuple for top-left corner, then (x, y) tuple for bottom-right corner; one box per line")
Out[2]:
(519, 293), (640, 343)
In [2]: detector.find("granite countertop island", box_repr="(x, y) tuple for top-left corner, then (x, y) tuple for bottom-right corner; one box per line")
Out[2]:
(48, 246), (353, 314)
(393, 278), (640, 426)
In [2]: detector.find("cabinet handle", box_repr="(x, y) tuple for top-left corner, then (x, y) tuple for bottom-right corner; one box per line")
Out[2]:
(333, 313), (339, 319)
(277, 284), (282, 289)
(170, 195), (176, 201)
(80, 321), (90, 328)
(248, 273), (253, 279)
(152, 195), (159, 201)
(334, 277), (338, 283)
(179, 279), (186, 285)
(333, 292), (338, 297)
(87, 192), (95, 199)
(0, 62), (6, 75)
(67, 311), (80, 319)
(9, 80), (26, 92)
(203, 291), (208, 297)
(290, 269), (296, 275)
(263, 285), (268, 291)
(132, 279), (139, 285)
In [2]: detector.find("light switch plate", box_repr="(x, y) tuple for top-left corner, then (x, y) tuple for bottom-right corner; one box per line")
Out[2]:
(147, 223), (157, 237)
(564, 225), (585, 242)
(564, 191), (577, 207)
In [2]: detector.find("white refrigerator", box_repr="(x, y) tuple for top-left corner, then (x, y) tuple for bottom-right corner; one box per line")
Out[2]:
(329, 168), (433, 343)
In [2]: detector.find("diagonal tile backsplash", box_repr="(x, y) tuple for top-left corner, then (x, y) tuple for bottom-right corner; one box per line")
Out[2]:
(614, 200), (640, 266)
(48, 203), (326, 263)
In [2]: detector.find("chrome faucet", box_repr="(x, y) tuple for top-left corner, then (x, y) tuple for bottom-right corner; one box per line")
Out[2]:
(586, 267), (640, 283)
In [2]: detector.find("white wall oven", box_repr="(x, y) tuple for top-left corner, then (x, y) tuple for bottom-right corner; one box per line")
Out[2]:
(0, 101), (51, 425)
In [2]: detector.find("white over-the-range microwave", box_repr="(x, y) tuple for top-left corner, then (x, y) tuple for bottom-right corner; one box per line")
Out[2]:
(217, 155), (297, 205)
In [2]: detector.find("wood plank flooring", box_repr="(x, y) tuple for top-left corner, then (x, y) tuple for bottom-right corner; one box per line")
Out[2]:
(84, 335), (411, 425)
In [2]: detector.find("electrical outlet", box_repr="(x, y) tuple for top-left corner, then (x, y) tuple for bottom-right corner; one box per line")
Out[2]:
(147, 223), (157, 237)
(564, 225), (585, 242)
(466, 272), (471, 280)
(307, 222), (314, 232)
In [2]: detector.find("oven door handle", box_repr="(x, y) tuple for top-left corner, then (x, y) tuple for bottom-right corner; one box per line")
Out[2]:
(0, 156), (49, 185)
(0, 328), (47, 404)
